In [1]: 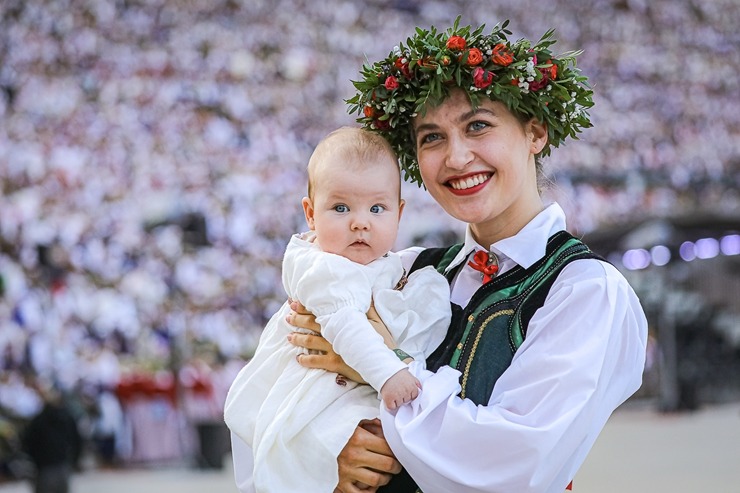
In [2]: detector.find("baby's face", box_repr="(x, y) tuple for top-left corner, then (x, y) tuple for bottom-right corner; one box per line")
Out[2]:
(304, 155), (403, 265)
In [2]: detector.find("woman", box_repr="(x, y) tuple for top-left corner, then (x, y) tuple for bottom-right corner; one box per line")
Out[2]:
(231, 18), (647, 493)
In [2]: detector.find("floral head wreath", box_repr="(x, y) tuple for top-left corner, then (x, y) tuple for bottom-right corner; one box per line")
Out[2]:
(347, 17), (594, 185)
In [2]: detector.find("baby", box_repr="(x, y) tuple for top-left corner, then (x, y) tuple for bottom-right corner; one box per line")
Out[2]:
(224, 127), (450, 492)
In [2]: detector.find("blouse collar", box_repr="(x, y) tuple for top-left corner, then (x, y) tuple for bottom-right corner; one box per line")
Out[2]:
(445, 202), (567, 274)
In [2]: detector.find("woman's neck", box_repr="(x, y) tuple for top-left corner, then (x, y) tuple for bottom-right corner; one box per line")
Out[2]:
(470, 200), (544, 247)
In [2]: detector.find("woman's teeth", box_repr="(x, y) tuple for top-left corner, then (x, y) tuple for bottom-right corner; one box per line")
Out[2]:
(449, 173), (489, 190)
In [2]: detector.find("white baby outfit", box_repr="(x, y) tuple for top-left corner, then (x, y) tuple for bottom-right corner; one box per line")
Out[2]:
(224, 232), (451, 492)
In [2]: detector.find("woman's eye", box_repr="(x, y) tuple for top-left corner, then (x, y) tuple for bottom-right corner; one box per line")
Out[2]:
(419, 132), (441, 145)
(334, 204), (349, 213)
(370, 204), (386, 214)
(469, 121), (489, 132)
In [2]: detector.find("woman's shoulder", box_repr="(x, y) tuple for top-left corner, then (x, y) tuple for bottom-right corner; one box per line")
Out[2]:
(398, 244), (463, 273)
(396, 245), (426, 271)
(557, 256), (637, 295)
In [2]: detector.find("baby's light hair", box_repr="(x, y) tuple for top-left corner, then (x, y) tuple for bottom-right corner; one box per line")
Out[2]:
(307, 127), (401, 200)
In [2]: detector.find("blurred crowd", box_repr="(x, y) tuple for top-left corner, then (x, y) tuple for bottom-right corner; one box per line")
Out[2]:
(0, 0), (738, 480)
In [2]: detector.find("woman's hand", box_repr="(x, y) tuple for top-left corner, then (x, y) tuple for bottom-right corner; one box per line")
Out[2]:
(336, 418), (401, 493)
(285, 299), (322, 335)
(286, 300), (365, 383)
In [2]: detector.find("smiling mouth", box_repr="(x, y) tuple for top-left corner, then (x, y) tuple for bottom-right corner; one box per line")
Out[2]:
(447, 172), (491, 190)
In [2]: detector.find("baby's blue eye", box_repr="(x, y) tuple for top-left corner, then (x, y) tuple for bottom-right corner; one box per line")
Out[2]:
(370, 204), (386, 214)
(334, 204), (349, 213)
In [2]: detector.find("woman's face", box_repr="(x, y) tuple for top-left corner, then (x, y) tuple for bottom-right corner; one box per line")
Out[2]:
(413, 89), (547, 244)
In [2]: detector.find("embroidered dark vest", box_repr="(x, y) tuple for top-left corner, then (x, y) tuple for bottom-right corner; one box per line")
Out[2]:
(380, 231), (601, 492)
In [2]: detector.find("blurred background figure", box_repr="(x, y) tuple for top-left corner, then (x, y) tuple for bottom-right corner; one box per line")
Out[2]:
(90, 386), (124, 469)
(21, 384), (82, 493)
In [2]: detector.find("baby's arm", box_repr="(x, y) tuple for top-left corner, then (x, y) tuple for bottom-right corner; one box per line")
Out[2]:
(318, 308), (408, 397)
(291, 249), (417, 405)
(288, 299), (422, 409)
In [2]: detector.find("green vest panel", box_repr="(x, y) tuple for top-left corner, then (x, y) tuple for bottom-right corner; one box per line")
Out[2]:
(412, 231), (600, 406)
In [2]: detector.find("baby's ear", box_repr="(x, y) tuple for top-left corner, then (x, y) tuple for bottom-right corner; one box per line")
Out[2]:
(301, 197), (316, 230)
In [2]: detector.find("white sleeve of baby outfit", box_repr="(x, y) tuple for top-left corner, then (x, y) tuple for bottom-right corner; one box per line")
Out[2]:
(289, 247), (408, 392)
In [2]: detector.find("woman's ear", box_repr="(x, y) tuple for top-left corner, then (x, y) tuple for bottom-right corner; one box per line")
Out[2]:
(526, 118), (548, 155)
(301, 197), (316, 230)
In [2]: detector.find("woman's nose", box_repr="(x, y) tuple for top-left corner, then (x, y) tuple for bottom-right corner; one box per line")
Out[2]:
(445, 135), (473, 170)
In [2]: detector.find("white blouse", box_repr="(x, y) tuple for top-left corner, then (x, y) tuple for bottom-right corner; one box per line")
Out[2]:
(381, 203), (648, 492)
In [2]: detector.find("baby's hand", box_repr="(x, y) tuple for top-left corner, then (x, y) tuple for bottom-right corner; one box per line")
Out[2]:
(379, 368), (422, 410)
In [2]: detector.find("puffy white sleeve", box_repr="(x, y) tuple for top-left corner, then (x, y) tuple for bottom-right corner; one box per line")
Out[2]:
(372, 265), (451, 361)
(380, 259), (648, 493)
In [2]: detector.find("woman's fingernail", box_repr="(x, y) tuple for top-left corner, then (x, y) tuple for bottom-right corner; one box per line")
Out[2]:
(286, 334), (293, 343)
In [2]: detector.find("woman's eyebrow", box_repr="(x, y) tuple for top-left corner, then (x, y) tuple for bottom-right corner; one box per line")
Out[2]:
(415, 107), (499, 133)
(414, 122), (438, 134)
(459, 108), (497, 121)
